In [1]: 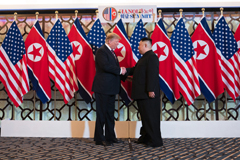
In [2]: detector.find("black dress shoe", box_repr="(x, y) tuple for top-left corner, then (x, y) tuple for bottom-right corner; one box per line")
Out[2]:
(105, 141), (114, 146)
(146, 142), (163, 148)
(112, 138), (122, 143)
(95, 141), (104, 145)
(134, 140), (147, 144)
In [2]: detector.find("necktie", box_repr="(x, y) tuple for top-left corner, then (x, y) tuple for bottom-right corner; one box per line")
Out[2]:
(111, 49), (117, 60)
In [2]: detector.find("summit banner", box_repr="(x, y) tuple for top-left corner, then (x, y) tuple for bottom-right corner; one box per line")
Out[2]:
(98, 5), (157, 23)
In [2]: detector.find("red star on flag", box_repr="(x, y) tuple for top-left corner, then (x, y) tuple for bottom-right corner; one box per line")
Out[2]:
(72, 43), (81, 57)
(28, 45), (42, 60)
(114, 46), (124, 58)
(155, 44), (166, 59)
(194, 42), (207, 58)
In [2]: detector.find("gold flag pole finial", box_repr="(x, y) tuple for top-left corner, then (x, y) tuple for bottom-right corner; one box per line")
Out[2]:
(152, 12), (155, 23)
(133, 13), (136, 23)
(158, 10), (162, 19)
(35, 12), (39, 21)
(95, 10), (99, 18)
(138, 10), (142, 20)
(55, 11), (59, 20)
(179, 9), (183, 18)
(202, 8), (205, 17)
(118, 10), (121, 21)
(75, 10), (78, 19)
(220, 7), (224, 16)
(14, 12), (17, 21)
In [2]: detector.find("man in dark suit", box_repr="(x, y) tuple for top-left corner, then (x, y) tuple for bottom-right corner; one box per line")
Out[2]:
(127, 37), (163, 147)
(92, 33), (126, 146)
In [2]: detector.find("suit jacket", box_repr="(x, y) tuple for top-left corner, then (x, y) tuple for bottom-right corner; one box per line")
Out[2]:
(92, 44), (121, 95)
(127, 50), (160, 100)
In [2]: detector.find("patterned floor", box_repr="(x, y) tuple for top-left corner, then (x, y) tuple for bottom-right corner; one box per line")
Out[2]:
(0, 137), (240, 160)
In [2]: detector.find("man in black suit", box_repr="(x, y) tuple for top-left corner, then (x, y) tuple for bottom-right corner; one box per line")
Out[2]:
(92, 33), (126, 146)
(127, 37), (163, 147)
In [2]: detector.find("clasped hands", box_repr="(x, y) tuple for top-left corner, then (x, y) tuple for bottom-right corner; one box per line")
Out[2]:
(121, 67), (127, 75)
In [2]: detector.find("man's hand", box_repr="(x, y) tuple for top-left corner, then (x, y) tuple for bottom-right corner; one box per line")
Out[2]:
(126, 76), (133, 82)
(148, 92), (155, 98)
(121, 67), (126, 75)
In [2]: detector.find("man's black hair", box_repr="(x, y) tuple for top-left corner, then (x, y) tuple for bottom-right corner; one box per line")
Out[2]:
(140, 37), (152, 45)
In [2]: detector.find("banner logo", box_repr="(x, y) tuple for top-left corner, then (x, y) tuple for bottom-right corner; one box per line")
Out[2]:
(103, 7), (117, 21)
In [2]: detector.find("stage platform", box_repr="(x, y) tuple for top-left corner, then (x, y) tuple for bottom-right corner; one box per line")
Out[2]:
(1, 120), (240, 138)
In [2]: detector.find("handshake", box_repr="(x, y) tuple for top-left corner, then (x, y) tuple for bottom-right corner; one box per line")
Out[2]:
(121, 67), (127, 75)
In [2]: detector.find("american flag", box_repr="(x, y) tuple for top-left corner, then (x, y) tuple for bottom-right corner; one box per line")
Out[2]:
(87, 18), (106, 55)
(0, 21), (29, 107)
(151, 18), (180, 104)
(129, 19), (147, 62)
(68, 18), (96, 104)
(170, 18), (201, 105)
(47, 19), (78, 104)
(25, 20), (51, 103)
(213, 16), (240, 100)
(191, 17), (224, 103)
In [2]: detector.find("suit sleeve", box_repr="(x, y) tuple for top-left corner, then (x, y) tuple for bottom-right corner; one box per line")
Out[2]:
(147, 54), (159, 92)
(95, 48), (121, 75)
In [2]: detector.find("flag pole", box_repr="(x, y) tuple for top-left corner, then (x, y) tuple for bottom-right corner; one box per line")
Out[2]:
(55, 11), (58, 21)
(118, 95), (120, 121)
(225, 90), (228, 120)
(95, 10), (99, 18)
(202, 8), (205, 18)
(179, 9), (183, 18)
(32, 12), (39, 121)
(160, 90), (163, 121)
(36, 12), (39, 21)
(204, 98), (207, 120)
(201, 8), (207, 121)
(138, 10), (141, 22)
(75, 10), (78, 19)
(133, 13), (135, 23)
(74, 10), (78, 121)
(152, 12), (155, 23)
(54, 11), (58, 121)
(158, 10), (162, 20)
(14, 12), (17, 21)
(12, 12), (17, 121)
(220, 7), (224, 16)
(75, 93), (78, 121)
(118, 10), (121, 21)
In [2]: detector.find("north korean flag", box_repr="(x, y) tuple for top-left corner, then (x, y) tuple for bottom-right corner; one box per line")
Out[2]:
(151, 18), (180, 104)
(113, 19), (136, 105)
(25, 20), (51, 103)
(68, 18), (96, 104)
(191, 17), (224, 103)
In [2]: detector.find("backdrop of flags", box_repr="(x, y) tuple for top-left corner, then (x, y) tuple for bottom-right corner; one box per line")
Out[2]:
(25, 20), (51, 103)
(213, 16), (240, 101)
(113, 19), (136, 105)
(2, 15), (240, 106)
(0, 21), (29, 107)
(191, 17), (224, 103)
(68, 18), (96, 104)
(170, 18), (201, 105)
(151, 18), (180, 104)
(46, 19), (78, 104)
